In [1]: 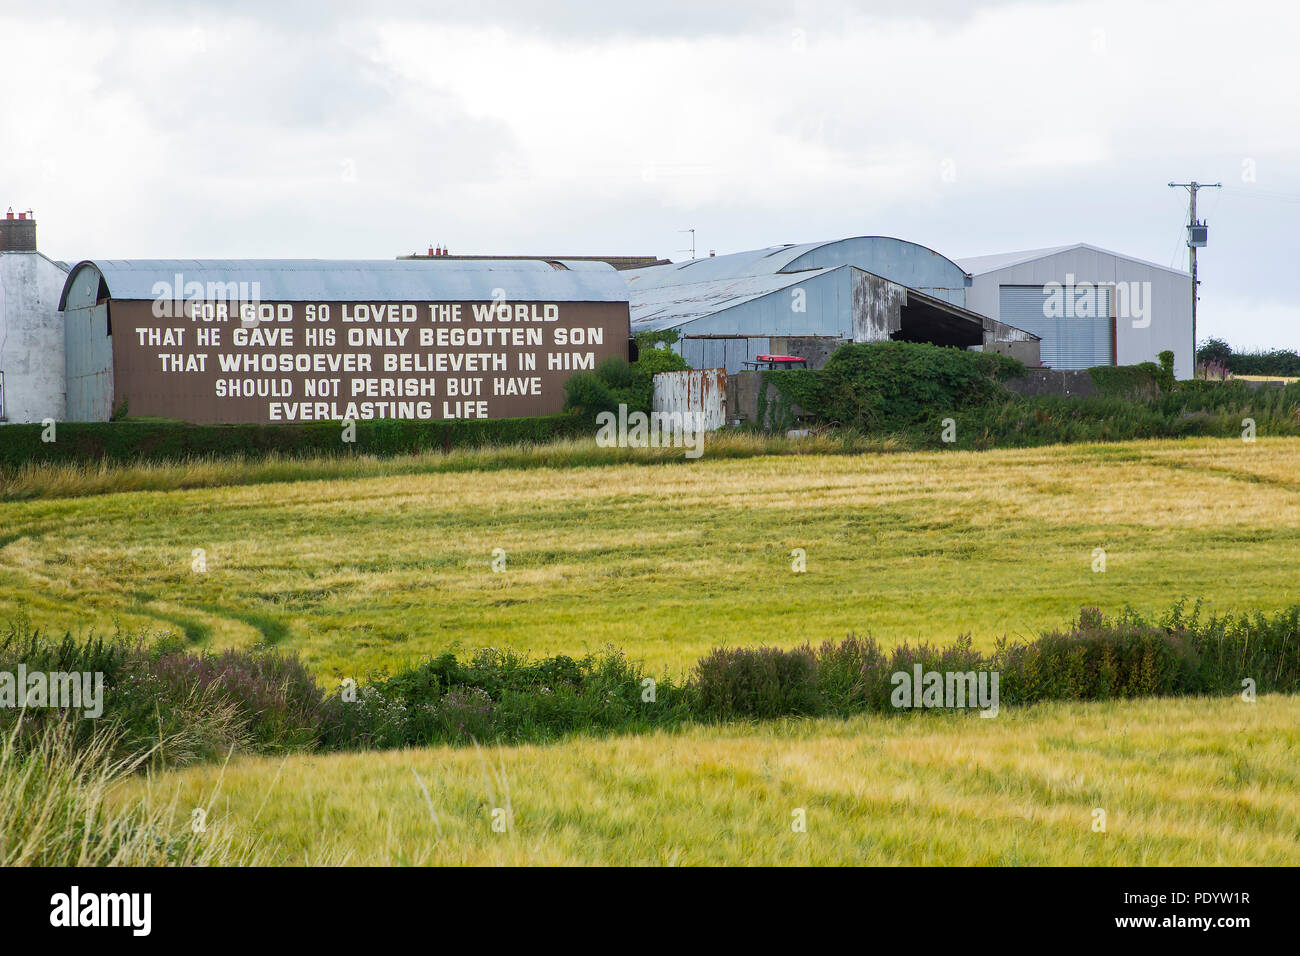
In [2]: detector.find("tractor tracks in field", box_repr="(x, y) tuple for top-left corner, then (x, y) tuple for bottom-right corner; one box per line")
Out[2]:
(1142, 456), (1300, 495)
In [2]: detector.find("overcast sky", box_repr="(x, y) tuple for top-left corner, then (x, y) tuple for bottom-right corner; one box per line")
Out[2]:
(4, 0), (1297, 349)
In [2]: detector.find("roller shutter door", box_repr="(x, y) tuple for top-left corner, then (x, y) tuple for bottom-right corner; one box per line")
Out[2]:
(999, 285), (1113, 369)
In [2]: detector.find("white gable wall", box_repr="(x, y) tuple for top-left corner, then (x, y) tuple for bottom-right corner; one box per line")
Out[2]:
(964, 246), (1193, 379)
(0, 252), (69, 423)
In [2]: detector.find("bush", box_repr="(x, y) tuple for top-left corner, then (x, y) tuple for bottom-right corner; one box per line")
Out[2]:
(435, 685), (495, 742)
(1157, 350), (1177, 391)
(0, 625), (326, 766)
(1197, 337), (1233, 366)
(635, 346), (691, 378)
(1199, 336), (1300, 377)
(692, 645), (821, 720)
(115, 646), (326, 757)
(1232, 350), (1300, 376)
(563, 349), (690, 422)
(813, 634), (890, 714)
(319, 646), (689, 749)
(1089, 362), (1164, 399)
(796, 341), (1022, 431)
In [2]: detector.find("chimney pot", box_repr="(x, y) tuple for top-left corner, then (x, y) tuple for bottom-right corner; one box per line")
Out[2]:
(0, 207), (37, 251)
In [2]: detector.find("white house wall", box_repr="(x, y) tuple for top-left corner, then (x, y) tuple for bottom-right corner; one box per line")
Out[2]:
(0, 252), (68, 423)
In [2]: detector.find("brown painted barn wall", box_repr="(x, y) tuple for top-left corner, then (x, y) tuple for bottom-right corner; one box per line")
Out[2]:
(107, 299), (628, 424)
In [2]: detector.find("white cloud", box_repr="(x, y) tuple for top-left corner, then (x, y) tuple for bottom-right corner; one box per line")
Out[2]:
(2, 0), (1298, 347)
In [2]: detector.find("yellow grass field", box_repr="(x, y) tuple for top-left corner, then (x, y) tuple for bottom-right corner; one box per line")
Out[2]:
(2, 436), (1298, 677)
(122, 694), (1299, 866)
(6, 435), (1297, 866)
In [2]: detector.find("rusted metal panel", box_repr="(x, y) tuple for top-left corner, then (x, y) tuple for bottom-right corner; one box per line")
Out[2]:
(851, 269), (906, 342)
(652, 368), (727, 432)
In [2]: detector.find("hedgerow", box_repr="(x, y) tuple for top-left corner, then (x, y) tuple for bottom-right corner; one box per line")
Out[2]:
(1199, 337), (1300, 377)
(3, 602), (1295, 765)
(0, 415), (590, 471)
(758, 341), (1300, 448)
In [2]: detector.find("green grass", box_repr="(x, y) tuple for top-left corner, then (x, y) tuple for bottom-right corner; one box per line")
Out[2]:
(2, 436), (1298, 679)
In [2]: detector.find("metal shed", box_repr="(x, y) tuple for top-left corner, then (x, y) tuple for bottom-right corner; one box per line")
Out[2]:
(957, 244), (1193, 377)
(624, 236), (1037, 372)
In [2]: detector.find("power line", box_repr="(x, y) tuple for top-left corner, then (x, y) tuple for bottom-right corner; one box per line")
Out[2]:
(1169, 180), (1222, 361)
(1222, 185), (1300, 203)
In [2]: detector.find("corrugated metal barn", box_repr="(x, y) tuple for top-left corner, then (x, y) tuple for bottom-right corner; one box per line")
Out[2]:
(623, 236), (1039, 372)
(957, 243), (1193, 377)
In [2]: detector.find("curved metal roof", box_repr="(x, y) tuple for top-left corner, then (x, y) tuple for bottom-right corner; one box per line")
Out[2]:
(622, 236), (968, 290)
(58, 258), (628, 310)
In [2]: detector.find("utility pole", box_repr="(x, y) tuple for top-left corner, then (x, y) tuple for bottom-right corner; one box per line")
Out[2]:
(1168, 180), (1221, 365)
(678, 228), (696, 260)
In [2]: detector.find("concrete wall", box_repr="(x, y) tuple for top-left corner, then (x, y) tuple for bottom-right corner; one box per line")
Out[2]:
(768, 336), (844, 369)
(1003, 368), (1098, 399)
(983, 338), (1042, 367)
(725, 371), (806, 429)
(0, 252), (68, 423)
(966, 247), (1193, 379)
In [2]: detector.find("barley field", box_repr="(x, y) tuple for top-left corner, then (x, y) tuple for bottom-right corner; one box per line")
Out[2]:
(118, 694), (1300, 866)
(5, 435), (1299, 866)
(2, 437), (1297, 677)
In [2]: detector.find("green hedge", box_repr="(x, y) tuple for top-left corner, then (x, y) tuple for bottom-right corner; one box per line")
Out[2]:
(760, 341), (1022, 431)
(755, 341), (1300, 447)
(1088, 362), (1164, 399)
(1198, 338), (1300, 377)
(6, 602), (1295, 764)
(0, 415), (589, 470)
